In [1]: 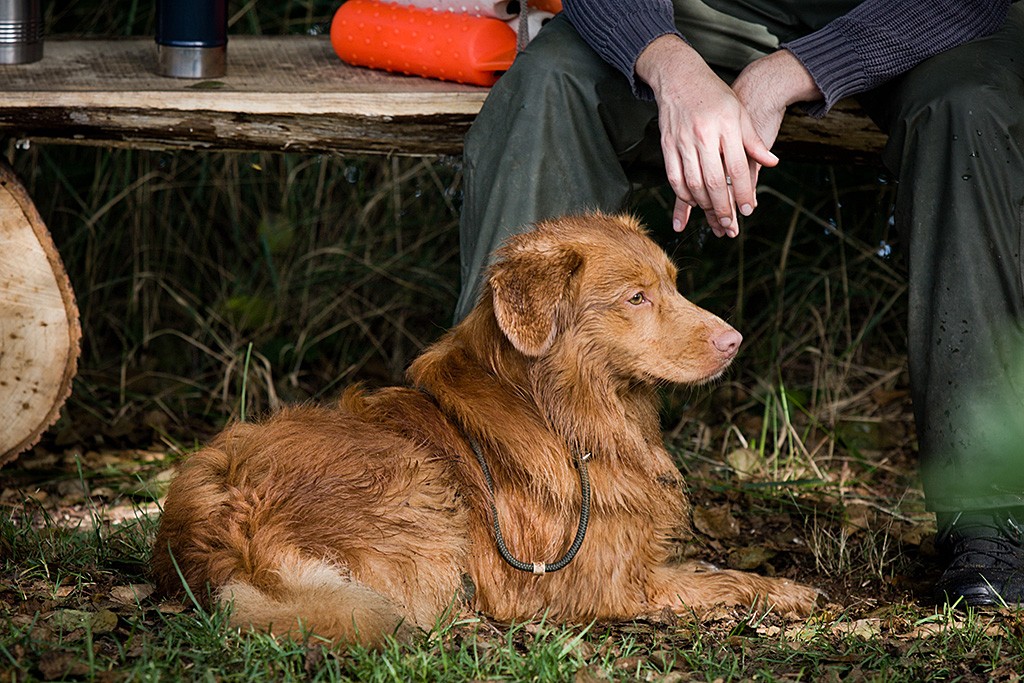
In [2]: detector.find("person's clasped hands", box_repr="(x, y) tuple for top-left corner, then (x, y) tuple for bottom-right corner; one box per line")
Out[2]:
(636, 35), (823, 237)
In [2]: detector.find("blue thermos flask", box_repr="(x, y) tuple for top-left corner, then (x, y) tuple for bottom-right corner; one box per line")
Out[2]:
(156, 0), (227, 78)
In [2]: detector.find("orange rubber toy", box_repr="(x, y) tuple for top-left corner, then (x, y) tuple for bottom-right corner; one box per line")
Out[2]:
(331, 0), (517, 86)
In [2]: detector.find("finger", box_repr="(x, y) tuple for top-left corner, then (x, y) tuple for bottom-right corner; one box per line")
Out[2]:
(662, 143), (690, 207)
(749, 159), (762, 201)
(680, 146), (711, 211)
(722, 134), (755, 218)
(664, 147), (701, 232)
(704, 181), (740, 237)
(664, 141), (702, 232)
(672, 197), (693, 232)
(706, 208), (727, 237)
(696, 143), (735, 231)
(723, 181), (740, 237)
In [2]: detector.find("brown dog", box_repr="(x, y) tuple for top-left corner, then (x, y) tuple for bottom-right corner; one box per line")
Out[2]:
(152, 213), (819, 647)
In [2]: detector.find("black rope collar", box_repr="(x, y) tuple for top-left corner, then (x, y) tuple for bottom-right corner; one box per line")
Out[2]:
(468, 435), (592, 575)
(414, 386), (593, 575)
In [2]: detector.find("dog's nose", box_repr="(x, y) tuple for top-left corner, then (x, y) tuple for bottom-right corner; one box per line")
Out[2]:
(711, 328), (742, 357)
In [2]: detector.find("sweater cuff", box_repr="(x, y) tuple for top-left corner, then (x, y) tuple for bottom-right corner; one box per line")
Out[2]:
(610, 7), (683, 101)
(782, 25), (866, 118)
(565, 2), (683, 101)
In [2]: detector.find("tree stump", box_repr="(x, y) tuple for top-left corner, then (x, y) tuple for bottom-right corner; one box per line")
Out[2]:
(0, 161), (80, 466)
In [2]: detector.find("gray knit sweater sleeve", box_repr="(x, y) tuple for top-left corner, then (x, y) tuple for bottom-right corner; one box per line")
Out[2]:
(561, 0), (680, 101)
(783, 0), (1010, 116)
(561, 0), (1010, 115)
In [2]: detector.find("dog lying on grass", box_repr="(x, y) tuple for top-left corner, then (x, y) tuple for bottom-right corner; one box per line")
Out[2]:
(152, 213), (820, 647)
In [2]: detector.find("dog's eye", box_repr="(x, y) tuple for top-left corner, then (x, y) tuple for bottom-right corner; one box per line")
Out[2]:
(628, 292), (646, 306)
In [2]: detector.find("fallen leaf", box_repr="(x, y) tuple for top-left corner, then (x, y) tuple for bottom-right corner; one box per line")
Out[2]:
(157, 601), (186, 614)
(693, 505), (740, 540)
(47, 609), (92, 631)
(871, 388), (908, 407)
(654, 673), (695, 683)
(647, 649), (677, 669)
(842, 502), (872, 534)
(81, 450), (125, 469)
(612, 655), (646, 672)
(38, 652), (90, 680)
(575, 664), (612, 682)
(899, 623), (947, 639)
(56, 479), (87, 502)
(727, 545), (776, 571)
(47, 608), (118, 634)
(109, 584), (155, 606)
(124, 468), (176, 499)
(566, 638), (597, 659)
(91, 609), (119, 633)
(830, 618), (882, 639)
(19, 451), (59, 470)
(725, 448), (763, 480)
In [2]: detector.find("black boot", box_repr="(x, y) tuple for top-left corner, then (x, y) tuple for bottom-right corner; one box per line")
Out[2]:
(935, 508), (1024, 607)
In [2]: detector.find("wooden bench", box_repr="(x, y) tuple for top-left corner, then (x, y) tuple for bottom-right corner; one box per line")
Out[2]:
(0, 35), (886, 465)
(0, 35), (886, 162)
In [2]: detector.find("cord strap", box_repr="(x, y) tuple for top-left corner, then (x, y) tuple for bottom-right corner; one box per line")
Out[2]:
(469, 436), (591, 575)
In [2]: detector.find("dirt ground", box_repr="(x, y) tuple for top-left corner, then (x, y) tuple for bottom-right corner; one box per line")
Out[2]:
(5, 428), (1024, 681)
(2, 430), (938, 617)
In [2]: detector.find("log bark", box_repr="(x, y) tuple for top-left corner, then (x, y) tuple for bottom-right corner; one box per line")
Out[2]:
(0, 161), (80, 465)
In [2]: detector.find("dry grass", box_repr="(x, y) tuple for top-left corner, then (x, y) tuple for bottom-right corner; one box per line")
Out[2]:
(6, 128), (1023, 683)
(7, 3), (1010, 680)
(18, 148), (464, 449)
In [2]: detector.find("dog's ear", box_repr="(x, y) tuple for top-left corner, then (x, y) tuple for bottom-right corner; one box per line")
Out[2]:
(489, 241), (583, 357)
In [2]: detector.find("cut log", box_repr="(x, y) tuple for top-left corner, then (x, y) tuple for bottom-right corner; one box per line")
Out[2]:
(0, 161), (81, 466)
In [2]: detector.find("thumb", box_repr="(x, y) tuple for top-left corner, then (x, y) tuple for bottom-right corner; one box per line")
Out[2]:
(742, 117), (779, 169)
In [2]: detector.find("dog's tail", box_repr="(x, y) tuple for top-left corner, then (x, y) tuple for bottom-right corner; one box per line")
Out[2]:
(220, 553), (416, 649)
(154, 432), (418, 649)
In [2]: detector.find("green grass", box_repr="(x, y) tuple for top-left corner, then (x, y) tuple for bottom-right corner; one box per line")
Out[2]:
(3, 133), (962, 683)
(4, 492), (1024, 681)
(3, 1), (1022, 680)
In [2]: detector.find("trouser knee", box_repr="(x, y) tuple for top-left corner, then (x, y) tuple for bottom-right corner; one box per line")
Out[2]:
(876, 14), (1024, 510)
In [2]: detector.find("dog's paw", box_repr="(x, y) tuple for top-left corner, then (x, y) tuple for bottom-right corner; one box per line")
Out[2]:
(763, 579), (825, 618)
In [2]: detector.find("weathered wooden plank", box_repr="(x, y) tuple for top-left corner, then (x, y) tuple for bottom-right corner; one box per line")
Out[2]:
(0, 36), (487, 156)
(0, 36), (885, 161)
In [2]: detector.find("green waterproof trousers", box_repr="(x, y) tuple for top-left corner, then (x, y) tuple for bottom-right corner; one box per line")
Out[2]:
(455, 1), (1024, 512)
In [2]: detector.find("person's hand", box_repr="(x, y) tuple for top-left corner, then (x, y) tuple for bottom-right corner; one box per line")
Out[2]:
(636, 35), (777, 237)
(731, 49), (823, 188)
